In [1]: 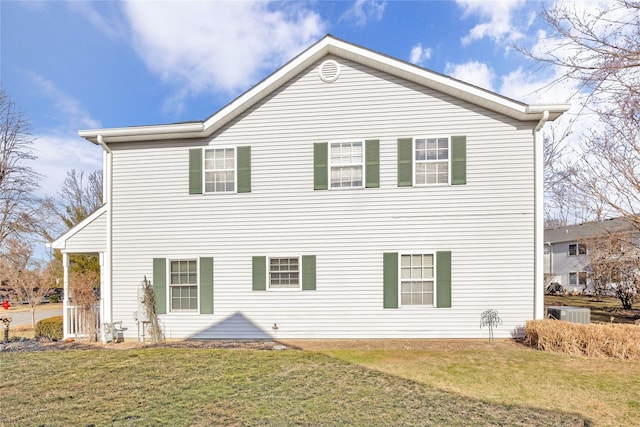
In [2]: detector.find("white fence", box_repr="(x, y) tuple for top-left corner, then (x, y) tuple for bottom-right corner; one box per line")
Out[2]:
(65, 303), (100, 339)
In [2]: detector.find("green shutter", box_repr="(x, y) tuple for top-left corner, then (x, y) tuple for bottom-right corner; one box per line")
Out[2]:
(436, 251), (452, 308)
(189, 148), (203, 195)
(237, 146), (251, 193)
(383, 252), (399, 308)
(314, 142), (328, 190)
(252, 256), (267, 291)
(302, 255), (316, 291)
(365, 139), (380, 188)
(451, 136), (467, 185)
(153, 258), (167, 314)
(199, 257), (214, 314)
(397, 138), (413, 187)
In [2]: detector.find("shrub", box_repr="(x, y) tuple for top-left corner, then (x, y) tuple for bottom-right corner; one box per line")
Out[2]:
(35, 316), (63, 341)
(524, 319), (640, 360)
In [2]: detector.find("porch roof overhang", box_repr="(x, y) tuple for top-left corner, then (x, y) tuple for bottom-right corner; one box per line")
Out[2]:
(48, 205), (108, 252)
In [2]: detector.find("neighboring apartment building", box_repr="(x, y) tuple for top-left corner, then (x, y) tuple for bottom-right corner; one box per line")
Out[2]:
(544, 217), (638, 293)
(51, 35), (568, 340)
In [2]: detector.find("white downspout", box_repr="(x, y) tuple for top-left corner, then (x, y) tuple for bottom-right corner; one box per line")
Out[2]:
(97, 135), (113, 329)
(534, 111), (549, 320)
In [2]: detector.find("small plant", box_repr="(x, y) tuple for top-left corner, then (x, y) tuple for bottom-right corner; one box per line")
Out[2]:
(1, 316), (11, 343)
(480, 309), (502, 342)
(34, 316), (63, 341)
(140, 276), (163, 343)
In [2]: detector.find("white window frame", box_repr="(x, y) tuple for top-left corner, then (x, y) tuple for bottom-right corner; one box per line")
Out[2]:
(203, 146), (237, 194)
(568, 271), (588, 287)
(167, 257), (199, 313)
(568, 243), (587, 256)
(413, 136), (450, 186)
(267, 255), (302, 291)
(398, 252), (437, 307)
(329, 140), (365, 189)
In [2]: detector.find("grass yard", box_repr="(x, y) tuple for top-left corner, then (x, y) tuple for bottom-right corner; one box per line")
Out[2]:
(303, 339), (640, 427)
(545, 295), (640, 324)
(1, 340), (638, 426)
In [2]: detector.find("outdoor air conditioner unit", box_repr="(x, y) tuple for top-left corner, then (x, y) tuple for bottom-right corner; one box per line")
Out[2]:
(546, 306), (590, 324)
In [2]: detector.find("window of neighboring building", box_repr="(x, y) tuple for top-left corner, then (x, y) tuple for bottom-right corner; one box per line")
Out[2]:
(568, 271), (588, 287)
(204, 148), (235, 192)
(269, 257), (300, 289)
(400, 253), (435, 305)
(330, 141), (363, 188)
(170, 259), (198, 312)
(568, 243), (587, 256)
(415, 137), (449, 185)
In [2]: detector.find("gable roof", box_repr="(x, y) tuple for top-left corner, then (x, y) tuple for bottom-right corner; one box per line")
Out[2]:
(48, 205), (107, 250)
(544, 217), (638, 244)
(78, 35), (570, 145)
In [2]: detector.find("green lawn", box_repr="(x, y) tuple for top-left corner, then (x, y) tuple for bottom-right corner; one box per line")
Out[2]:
(0, 345), (594, 426)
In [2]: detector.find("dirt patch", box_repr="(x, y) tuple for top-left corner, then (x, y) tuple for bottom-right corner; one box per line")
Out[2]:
(278, 338), (521, 351)
(0, 337), (526, 353)
(0, 338), (288, 353)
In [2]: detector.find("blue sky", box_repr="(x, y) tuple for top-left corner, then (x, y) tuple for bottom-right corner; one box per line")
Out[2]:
(2, 0), (573, 197)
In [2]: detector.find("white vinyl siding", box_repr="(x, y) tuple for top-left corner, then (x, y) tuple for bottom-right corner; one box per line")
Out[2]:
(106, 55), (538, 339)
(330, 141), (363, 188)
(62, 208), (107, 253)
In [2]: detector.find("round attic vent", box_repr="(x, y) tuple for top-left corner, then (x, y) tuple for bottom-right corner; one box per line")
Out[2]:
(319, 59), (340, 83)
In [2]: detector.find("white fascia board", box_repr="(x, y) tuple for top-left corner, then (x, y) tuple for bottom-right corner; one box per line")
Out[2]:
(79, 122), (205, 144)
(48, 205), (108, 250)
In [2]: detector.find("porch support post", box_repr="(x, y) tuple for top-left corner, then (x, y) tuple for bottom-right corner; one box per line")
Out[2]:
(62, 252), (70, 339)
(100, 251), (111, 325)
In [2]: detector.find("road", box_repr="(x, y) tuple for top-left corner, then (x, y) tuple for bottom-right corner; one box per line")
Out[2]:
(0, 306), (63, 327)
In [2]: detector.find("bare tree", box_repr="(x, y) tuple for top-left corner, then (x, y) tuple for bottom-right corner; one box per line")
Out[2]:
(0, 239), (54, 327)
(582, 229), (640, 309)
(46, 168), (103, 279)
(525, 2), (640, 225)
(0, 88), (41, 251)
(57, 169), (103, 229)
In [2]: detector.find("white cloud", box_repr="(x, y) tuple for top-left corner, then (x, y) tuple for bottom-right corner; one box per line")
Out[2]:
(445, 61), (495, 92)
(341, 0), (387, 26)
(24, 75), (103, 196)
(122, 1), (326, 112)
(68, 1), (128, 41)
(31, 133), (103, 197)
(28, 73), (101, 130)
(456, 0), (527, 45)
(409, 43), (432, 66)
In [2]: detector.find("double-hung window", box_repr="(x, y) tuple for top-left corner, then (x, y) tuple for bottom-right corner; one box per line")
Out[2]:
(568, 243), (587, 256)
(400, 254), (435, 305)
(269, 257), (300, 289)
(170, 259), (198, 312)
(415, 137), (449, 185)
(330, 141), (363, 188)
(569, 271), (588, 287)
(204, 148), (235, 193)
